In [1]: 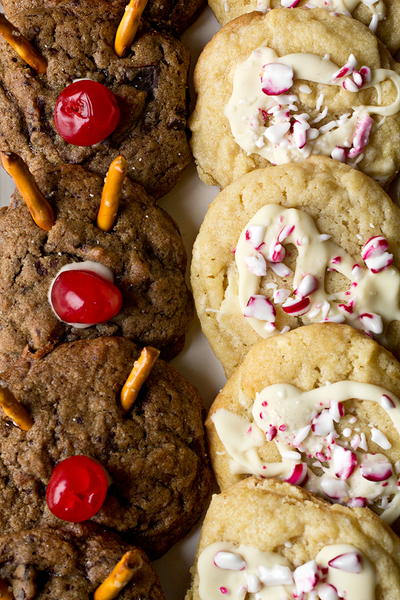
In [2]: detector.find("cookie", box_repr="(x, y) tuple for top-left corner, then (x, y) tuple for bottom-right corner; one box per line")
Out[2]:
(0, 163), (192, 374)
(207, 323), (400, 524)
(186, 477), (400, 600)
(0, 4), (191, 198)
(0, 336), (212, 557)
(191, 157), (400, 375)
(0, 524), (165, 599)
(190, 8), (400, 188)
(209, 1), (400, 55)
(1, 0), (204, 36)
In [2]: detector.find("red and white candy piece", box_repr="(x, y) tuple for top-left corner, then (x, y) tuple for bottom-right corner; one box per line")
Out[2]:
(360, 453), (393, 482)
(332, 445), (357, 480)
(293, 560), (320, 594)
(244, 295), (276, 322)
(266, 425), (278, 441)
(347, 497), (368, 508)
(320, 477), (349, 500)
(214, 551), (246, 571)
(311, 410), (335, 436)
(331, 54), (357, 81)
(295, 274), (318, 298)
(328, 552), (362, 574)
(282, 296), (311, 317)
(246, 253), (267, 276)
(317, 583), (339, 600)
(380, 394), (396, 409)
(348, 114), (373, 159)
(285, 463), (308, 486)
(245, 225), (265, 249)
(261, 63), (294, 96)
(361, 236), (393, 273)
(359, 312), (383, 336)
(268, 241), (286, 263)
(49, 261), (122, 327)
(280, 0), (301, 6)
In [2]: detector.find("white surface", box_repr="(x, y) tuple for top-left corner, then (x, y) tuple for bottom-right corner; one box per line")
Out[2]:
(0, 6), (224, 599)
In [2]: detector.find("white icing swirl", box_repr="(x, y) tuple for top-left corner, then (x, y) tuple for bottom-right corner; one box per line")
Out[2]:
(235, 205), (400, 341)
(198, 542), (374, 599)
(225, 48), (400, 179)
(212, 380), (400, 522)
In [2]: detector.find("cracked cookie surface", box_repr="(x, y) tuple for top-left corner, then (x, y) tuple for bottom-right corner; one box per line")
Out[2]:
(0, 523), (165, 599)
(0, 2), (191, 197)
(0, 164), (192, 374)
(1, 0), (204, 36)
(0, 336), (212, 557)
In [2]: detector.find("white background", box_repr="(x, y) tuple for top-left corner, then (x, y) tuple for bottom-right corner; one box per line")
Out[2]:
(0, 6), (225, 599)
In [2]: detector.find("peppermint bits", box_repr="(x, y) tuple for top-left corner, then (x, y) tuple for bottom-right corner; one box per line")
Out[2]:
(361, 236), (393, 273)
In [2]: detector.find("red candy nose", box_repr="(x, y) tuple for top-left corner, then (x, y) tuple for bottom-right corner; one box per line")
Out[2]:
(54, 80), (121, 146)
(46, 455), (109, 523)
(50, 269), (123, 325)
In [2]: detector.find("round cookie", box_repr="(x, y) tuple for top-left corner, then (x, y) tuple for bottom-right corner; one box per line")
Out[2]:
(0, 336), (212, 557)
(0, 0), (204, 36)
(0, 524), (165, 599)
(208, 1), (400, 55)
(0, 163), (192, 375)
(0, 4), (191, 198)
(191, 157), (400, 375)
(186, 478), (400, 600)
(207, 323), (400, 523)
(190, 8), (400, 188)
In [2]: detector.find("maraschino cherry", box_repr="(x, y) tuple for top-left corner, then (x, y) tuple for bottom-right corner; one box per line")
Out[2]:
(50, 269), (123, 325)
(46, 455), (109, 522)
(54, 80), (120, 146)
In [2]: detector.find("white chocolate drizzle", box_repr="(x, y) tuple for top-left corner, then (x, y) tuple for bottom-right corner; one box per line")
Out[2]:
(212, 380), (400, 522)
(198, 541), (375, 599)
(225, 48), (400, 180)
(235, 205), (400, 341)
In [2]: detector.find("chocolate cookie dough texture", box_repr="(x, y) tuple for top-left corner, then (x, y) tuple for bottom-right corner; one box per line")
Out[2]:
(0, 336), (212, 557)
(209, 0), (400, 55)
(0, 0), (204, 37)
(190, 8), (400, 189)
(0, 163), (192, 375)
(0, 0), (191, 198)
(191, 157), (400, 375)
(0, 524), (165, 599)
(207, 323), (400, 523)
(186, 478), (400, 600)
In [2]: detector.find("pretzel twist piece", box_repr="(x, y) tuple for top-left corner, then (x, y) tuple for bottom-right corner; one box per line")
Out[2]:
(94, 550), (141, 600)
(0, 14), (47, 73)
(114, 0), (149, 57)
(0, 153), (55, 231)
(120, 347), (160, 412)
(0, 388), (33, 432)
(97, 155), (128, 232)
(0, 579), (13, 599)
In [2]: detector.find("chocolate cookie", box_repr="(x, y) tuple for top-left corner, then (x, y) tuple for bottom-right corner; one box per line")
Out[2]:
(0, 163), (192, 374)
(0, 3), (191, 197)
(0, 336), (212, 557)
(0, 524), (165, 599)
(1, 0), (204, 36)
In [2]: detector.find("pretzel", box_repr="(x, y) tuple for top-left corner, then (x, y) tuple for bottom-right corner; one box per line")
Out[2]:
(120, 347), (160, 412)
(114, 0), (149, 57)
(0, 14), (47, 73)
(94, 550), (141, 600)
(97, 155), (128, 232)
(0, 580), (12, 600)
(0, 153), (55, 231)
(0, 388), (33, 432)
